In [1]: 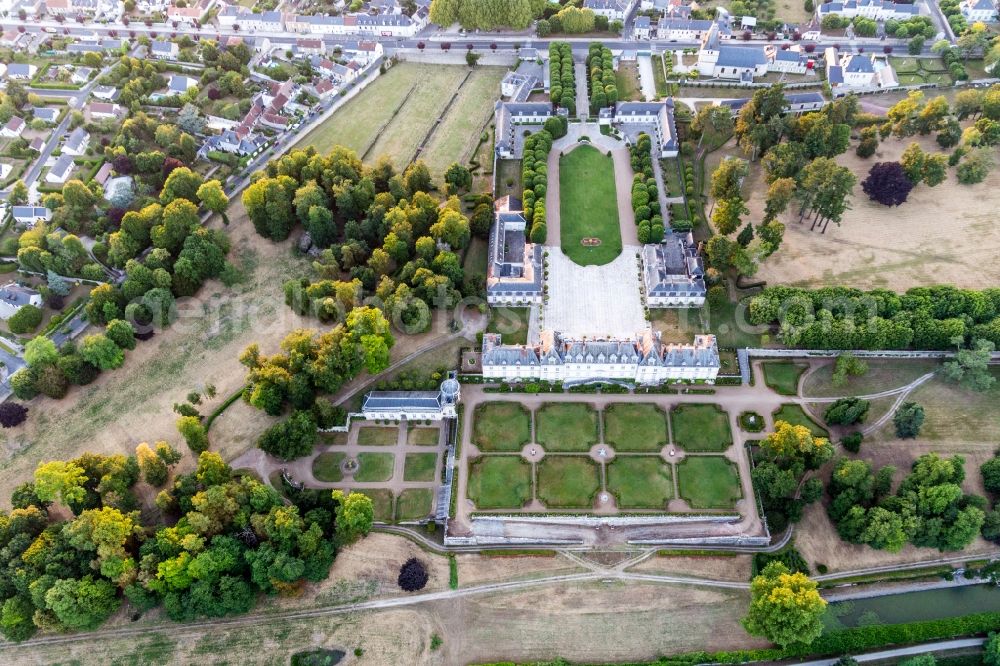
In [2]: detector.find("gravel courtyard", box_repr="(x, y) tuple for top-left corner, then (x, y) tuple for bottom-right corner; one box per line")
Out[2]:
(543, 246), (648, 339)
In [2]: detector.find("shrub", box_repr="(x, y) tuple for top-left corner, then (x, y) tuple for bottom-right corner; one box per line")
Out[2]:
(398, 558), (428, 591)
(0, 402), (28, 428)
(177, 415), (209, 453)
(841, 432), (864, 453)
(893, 401), (924, 439)
(8, 305), (43, 334)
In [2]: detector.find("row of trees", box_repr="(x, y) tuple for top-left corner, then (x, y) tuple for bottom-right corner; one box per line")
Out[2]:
(549, 42), (575, 115)
(586, 43), (617, 114)
(522, 130), (552, 244)
(748, 284), (1000, 350)
(428, 0), (544, 31)
(629, 134), (664, 244)
(0, 449), (373, 641)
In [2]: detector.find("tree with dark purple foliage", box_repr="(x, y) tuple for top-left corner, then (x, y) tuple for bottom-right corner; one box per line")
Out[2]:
(0, 402), (28, 428)
(397, 558), (429, 592)
(862, 162), (915, 207)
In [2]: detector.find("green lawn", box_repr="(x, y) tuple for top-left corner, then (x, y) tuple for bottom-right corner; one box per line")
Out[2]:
(773, 404), (829, 439)
(615, 62), (642, 101)
(486, 307), (531, 346)
(357, 426), (399, 446)
(473, 402), (531, 452)
(396, 488), (434, 521)
(358, 488), (394, 522)
(463, 237), (489, 277)
(670, 404), (732, 452)
(763, 362), (807, 396)
(355, 453), (395, 482)
(801, 360), (940, 398)
(312, 452), (346, 482)
(535, 403), (598, 452)
(677, 456), (742, 509)
(559, 145), (622, 266)
(707, 297), (763, 349)
(468, 456), (532, 509)
(603, 404), (667, 452)
(407, 426), (441, 446)
(403, 453), (438, 482)
(537, 457), (600, 509)
(607, 458), (673, 509)
(496, 158), (522, 198)
(319, 432), (348, 446)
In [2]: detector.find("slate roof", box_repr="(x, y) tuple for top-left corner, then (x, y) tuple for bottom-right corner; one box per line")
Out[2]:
(33, 107), (60, 123)
(716, 46), (769, 68)
(49, 154), (75, 180)
(65, 127), (89, 152)
(642, 233), (706, 299)
(658, 17), (713, 31)
(481, 332), (721, 370)
(844, 54), (874, 73)
(362, 390), (443, 412)
(0, 284), (40, 307)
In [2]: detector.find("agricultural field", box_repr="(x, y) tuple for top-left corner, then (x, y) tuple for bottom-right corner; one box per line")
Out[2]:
(752, 132), (1000, 290)
(300, 63), (505, 179)
(559, 145), (623, 266)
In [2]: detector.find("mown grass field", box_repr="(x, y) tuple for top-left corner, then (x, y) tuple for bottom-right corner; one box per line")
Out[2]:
(603, 404), (667, 452)
(468, 456), (532, 509)
(773, 404), (830, 439)
(537, 457), (600, 508)
(535, 403), (598, 452)
(312, 452), (345, 482)
(357, 426), (399, 446)
(407, 425), (441, 446)
(608, 457), (673, 509)
(403, 453), (438, 482)
(355, 453), (395, 482)
(762, 361), (807, 396)
(677, 456), (741, 509)
(559, 145), (623, 266)
(396, 488), (434, 521)
(670, 404), (732, 452)
(473, 402), (531, 452)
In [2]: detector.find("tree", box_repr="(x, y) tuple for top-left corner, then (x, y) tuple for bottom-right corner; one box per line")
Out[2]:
(24, 336), (58, 367)
(862, 162), (915, 207)
(79, 333), (125, 371)
(136, 442), (169, 487)
(942, 339), (996, 391)
(900, 143), (926, 182)
(710, 157), (749, 201)
(763, 177), (795, 222)
(443, 163), (472, 192)
(105, 320), (136, 351)
(922, 153), (948, 187)
(257, 410), (317, 460)
(8, 305), (43, 334)
(712, 197), (748, 235)
(824, 397), (870, 425)
(985, 631), (1000, 666)
(44, 576), (120, 631)
(856, 127), (879, 158)
(735, 84), (789, 160)
(8, 180), (28, 206)
(197, 180), (229, 219)
(894, 401), (925, 438)
(761, 421), (833, 470)
(332, 490), (374, 543)
(34, 460), (88, 507)
(908, 35), (925, 55)
(831, 352), (868, 387)
(160, 166), (203, 205)
(0, 402), (28, 428)
(743, 561), (826, 647)
(177, 415), (209, 453)
(982, 456), (1000, 496)
(398, 558), (429, 591)
(957, 148), (993, 184)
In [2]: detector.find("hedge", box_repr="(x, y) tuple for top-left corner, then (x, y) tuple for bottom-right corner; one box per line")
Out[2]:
(203, 386), (246, 431)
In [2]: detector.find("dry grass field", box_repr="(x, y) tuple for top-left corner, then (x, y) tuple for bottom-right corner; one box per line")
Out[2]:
(0, 205), (464, 507)
(752, 133), (1000, 291)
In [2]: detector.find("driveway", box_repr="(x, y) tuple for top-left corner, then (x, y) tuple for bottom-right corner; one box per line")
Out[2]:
(637, 54), (657, 101)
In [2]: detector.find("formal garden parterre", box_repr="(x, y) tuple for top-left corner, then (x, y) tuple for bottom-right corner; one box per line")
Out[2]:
(466, 400), (744, 513)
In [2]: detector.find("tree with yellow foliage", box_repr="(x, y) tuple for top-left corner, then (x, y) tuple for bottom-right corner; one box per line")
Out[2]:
(760, 420), (833, 470)
(743, 561), (827, 647)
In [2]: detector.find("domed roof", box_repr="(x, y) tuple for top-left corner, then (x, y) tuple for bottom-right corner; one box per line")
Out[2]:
(440, 378), (460, 397)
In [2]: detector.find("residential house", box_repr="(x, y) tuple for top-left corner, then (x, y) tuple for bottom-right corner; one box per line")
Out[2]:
(824, 46), (897, 92)
(92, 85), (118, 100)
(0, 283), (43, 320)
(481, 331), (721, 384)
(0, 30), (24, 49)
(150, 40), (179, 60)
(656, 17), (716, 40)
(769, 45), (811, 74)
(356, 12), (420, 36)
(63, 127), (90, 156)
(216, 3), (242, 26)
(718, 91), (828, 115)
(168, 74), (199, 94)
(634, 15), (652, 38)
(70, 66), (95, 85)
(583, 0), (637, 22)
(29, 137), (44, 152)
(234, 10), (284, 31)
(295, 38), (325, 55)
(32, 107), (60, 124)
(641, 232), (706, 307)
(46, 154), (76, 184)
(87, 102), (124, 119)
(11, 206), (51, 227)
(697, 23), (771, 81)
(310, 78), (335, 98)
(816, 0), (920, 21)
(5, 63), (37, 80)
(92, 161), (113, 187)
(961, 0), (996, 22)
(67, 42), (103, 55)
(486, 196), (543, 306)
(0, 117), (25, 138)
